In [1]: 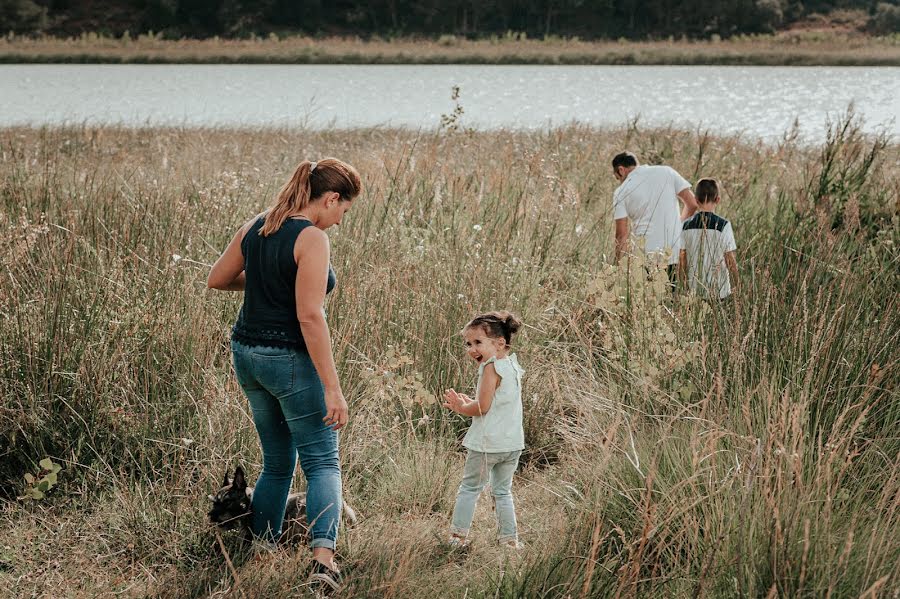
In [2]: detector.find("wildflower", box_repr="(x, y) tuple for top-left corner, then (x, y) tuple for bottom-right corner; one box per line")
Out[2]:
(171, 254), (183, 264)
(472, 224), (483, 232)
(575, 224), (585, 235)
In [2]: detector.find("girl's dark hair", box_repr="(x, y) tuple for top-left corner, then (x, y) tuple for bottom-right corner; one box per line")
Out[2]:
(260, 157), (362, 236)
(464, 311), (523, 347)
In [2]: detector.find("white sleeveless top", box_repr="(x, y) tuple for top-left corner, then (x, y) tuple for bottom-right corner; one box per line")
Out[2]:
(462, 354), (525, 453)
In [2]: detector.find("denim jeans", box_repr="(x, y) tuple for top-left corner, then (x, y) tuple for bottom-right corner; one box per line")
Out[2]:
(231, 340), (342, 549)
(450, 449), (521, 543)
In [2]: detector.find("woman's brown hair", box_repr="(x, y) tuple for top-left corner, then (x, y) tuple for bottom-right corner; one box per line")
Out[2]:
(259, 158), (362, 237)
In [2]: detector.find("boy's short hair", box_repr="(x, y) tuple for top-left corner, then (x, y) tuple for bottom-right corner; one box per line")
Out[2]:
(611, 152), (638, 170)
(696, 178), (720, 203)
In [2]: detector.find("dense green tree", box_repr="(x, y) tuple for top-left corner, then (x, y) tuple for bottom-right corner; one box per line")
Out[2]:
(869, 1), (900, 33)
(14, 0), (898, 38)
(0, 0), (47, 32)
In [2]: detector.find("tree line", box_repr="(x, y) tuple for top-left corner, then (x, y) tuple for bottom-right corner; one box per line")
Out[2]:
(3, 0), (899, 38)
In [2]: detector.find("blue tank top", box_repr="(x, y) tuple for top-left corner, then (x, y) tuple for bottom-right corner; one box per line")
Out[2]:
(231, 216), (336, 352)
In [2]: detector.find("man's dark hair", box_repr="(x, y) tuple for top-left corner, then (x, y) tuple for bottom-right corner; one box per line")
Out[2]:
(612, 152), (638, 170)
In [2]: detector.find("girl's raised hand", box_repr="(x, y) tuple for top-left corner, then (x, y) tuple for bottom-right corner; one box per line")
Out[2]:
(443, 388), (466, 413)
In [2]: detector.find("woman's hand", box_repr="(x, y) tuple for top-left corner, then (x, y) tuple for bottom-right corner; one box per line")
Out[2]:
(323, 388), (349, 430)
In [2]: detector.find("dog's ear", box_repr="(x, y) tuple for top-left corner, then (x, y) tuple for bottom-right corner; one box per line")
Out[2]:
(233, 466), (247, 490)
(222, 468), (230, 488)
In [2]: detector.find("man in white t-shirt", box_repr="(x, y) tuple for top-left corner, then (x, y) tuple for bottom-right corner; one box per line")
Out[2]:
(611, 152), (698, 276)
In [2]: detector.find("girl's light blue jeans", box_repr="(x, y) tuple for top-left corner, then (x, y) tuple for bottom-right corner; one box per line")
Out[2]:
(231, 339), (341, 550)
(450, 449), (522, 543)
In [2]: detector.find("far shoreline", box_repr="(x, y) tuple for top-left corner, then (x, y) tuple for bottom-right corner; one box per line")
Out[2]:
(2, 33), (899, 66)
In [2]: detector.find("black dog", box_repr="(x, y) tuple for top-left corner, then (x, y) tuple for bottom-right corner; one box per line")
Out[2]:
(208, 466), (357, 545)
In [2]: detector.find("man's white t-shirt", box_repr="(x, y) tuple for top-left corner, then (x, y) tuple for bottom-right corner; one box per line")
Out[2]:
(681, 211), (737, 299)
(612, 165), (691, 265)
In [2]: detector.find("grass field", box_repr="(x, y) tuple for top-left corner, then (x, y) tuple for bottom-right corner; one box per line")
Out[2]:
(0, 117), (898, 597)
(2, 31), (899, 65)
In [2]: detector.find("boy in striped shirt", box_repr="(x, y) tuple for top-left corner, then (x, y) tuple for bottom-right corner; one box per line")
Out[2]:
(678, 178), (739, 299)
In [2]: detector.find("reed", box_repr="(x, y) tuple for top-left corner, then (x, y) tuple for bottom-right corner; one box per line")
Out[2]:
(0, 116), (897, 597)
(1, 31), (899, 65)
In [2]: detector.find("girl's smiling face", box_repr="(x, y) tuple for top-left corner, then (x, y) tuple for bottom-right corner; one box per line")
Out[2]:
(463, 326), (507, 364)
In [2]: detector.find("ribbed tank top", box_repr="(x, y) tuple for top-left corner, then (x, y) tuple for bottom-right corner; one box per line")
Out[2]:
(231, 216), (336, 352)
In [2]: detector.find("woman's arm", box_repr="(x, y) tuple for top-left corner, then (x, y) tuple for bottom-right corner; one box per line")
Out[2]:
(294, 227), (348, 430)
(207, 217), (256, 291)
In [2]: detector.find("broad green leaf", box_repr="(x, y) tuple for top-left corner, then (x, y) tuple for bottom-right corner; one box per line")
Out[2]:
(45, 472), (57, 485)
(24, 473), (34, 485)
(39, 458), (53, 471)
(30, 489), (44, 500)
(50, 463), (62, 474)
(37, 480), (50, 492)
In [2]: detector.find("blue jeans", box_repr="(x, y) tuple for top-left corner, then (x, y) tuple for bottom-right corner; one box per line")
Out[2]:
(231, 340), (342, 549)
(450, 449), (521, 543)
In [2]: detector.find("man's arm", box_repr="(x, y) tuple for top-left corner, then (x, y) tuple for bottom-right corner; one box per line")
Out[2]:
(678, 249), (688, 287)
(677, 188), (698, 222)
(614, 218), (629, 264)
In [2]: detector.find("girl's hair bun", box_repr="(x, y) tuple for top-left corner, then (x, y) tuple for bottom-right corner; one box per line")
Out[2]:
(465, 310), (523, 346)
(497, 310), (522, 336)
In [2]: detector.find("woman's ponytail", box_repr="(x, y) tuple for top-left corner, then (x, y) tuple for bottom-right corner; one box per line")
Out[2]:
(259, 158), (361, 237)
(259, 160), (314, 237)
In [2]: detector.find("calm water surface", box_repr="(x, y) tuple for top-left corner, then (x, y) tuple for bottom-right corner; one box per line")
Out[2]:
(2, 64), (897, 141)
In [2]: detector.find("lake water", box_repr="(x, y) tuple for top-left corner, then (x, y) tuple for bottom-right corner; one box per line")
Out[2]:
(2, 64), (897, 141)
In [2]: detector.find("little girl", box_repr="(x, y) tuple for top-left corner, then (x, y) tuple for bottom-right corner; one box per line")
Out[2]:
(443, 311), (525, 549)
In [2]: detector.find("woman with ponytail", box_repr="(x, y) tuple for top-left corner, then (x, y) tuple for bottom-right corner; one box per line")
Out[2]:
(208, 158), (361, 590)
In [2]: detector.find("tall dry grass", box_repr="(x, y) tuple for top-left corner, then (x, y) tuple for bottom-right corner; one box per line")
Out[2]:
(0, 117), (897, 597)
(1, 31), (899, 65)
